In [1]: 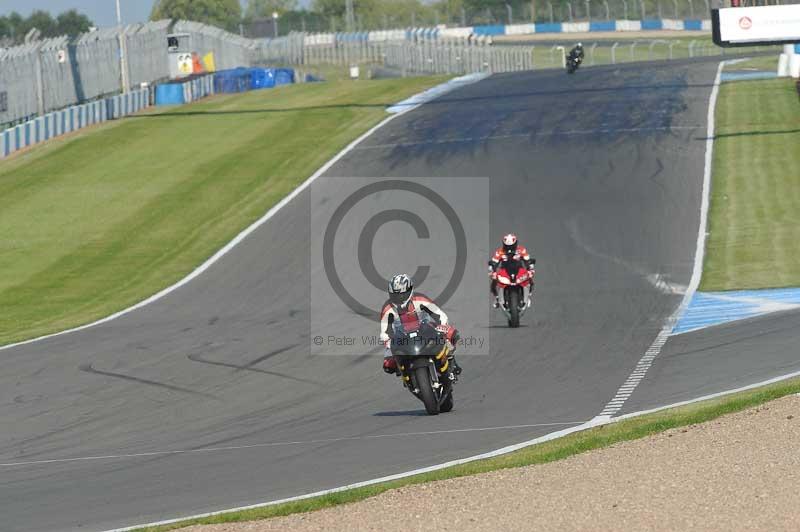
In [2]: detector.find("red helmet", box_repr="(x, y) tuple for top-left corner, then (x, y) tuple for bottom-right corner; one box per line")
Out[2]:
(502, 233), (518, 256)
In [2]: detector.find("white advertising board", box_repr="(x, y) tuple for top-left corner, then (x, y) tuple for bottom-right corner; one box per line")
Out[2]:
(713, 5), (800, 46)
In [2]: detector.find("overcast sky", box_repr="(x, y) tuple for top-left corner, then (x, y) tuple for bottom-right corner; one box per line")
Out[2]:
(0, 1), (313, 28)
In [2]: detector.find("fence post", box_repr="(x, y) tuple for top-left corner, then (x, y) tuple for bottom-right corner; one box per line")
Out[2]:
(34, 42), (46, 116)
(611, 42), (618, 64)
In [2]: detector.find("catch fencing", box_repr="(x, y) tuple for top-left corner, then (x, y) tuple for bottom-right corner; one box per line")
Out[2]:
(0, 20), (259, 129)
(0, 22), (169, 128)
(383, 40), (534, 75)
(380, 38), (779, 75)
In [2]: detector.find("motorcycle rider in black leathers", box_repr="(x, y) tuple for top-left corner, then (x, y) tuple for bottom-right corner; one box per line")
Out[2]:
(380, 274), (461, 376)
(568, 42), (585, 66)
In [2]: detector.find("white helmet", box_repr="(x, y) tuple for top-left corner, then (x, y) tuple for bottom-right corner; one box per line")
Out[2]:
(502, 233), (518, 256)
(388, 274), (413, 308)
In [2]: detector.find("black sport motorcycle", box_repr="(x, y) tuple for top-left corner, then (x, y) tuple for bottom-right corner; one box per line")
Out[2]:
(566, 53), (583, 74)
(389, 311), (456, 415)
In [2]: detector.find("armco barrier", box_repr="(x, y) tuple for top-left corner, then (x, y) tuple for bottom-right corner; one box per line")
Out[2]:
(473, 25), (506, 36)
(590, 21), (617, 32)
(684, 20), (703, 31)
(640, 19), (664, 30)
(1, 88), (149, 159)
(536, 23), (564, 33)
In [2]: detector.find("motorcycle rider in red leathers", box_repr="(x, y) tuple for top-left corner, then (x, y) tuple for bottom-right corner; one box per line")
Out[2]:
(489, 233), (536, 308)
(380, 274), (461, 376)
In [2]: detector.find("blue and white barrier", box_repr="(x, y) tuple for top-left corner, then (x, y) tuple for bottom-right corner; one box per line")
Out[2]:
(302, 18), (712, 47)
(1, 88), (150, 159)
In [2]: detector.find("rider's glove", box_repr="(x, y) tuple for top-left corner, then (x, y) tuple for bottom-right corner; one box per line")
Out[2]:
(490, 271), (497, 280)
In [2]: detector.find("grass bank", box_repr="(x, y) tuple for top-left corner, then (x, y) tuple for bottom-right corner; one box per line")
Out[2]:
(0, 77), (446, 346)
(701, 72), (800, 290)
(134, 376), (800, 531)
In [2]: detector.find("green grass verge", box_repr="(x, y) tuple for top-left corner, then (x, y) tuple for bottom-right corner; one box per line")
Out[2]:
(0, 77), (446, 346)
(701, 74), (800, 291)
(133, 376), (800, 531)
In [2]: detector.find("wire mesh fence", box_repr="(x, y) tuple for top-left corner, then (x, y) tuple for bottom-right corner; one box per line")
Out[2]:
(0, 20), (262, 128)
(289, 33), (777, 76)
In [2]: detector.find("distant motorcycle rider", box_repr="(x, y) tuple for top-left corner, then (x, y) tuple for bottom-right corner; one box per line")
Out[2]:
(488, 233), (536, 309)
(568, 42), (585, 65)
(380, 274), (461, 376)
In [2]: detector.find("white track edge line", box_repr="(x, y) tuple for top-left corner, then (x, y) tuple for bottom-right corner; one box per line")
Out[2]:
(0, 77), (491, 354)
(107, 364), (800, 532)
(592, 60), (725, 420)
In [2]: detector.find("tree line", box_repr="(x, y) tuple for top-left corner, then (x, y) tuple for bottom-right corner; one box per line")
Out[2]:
(2, 0), (658, 47)
(0, 10), (94, 45)
(151, 0), (549, 35)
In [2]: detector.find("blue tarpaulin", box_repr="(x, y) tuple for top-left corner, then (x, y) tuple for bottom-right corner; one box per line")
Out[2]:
(250, 68), (276, 89)
(214, 68), (250, 93)
(274, 68), (295, 85)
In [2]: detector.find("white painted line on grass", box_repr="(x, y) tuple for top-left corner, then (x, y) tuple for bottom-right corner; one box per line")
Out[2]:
(386, 73), (491, 114)
(593, 60), (726, 421)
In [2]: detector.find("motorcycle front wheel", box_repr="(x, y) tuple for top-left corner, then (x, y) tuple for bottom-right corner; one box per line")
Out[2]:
(414, 366), (440, 415)
(507, 288), (521, 328)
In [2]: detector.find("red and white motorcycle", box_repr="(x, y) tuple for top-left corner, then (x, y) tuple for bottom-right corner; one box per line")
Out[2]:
(493, 256), (534, 328)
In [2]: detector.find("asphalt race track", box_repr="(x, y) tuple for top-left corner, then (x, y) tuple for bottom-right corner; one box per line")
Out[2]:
(3, 60), (797, 532)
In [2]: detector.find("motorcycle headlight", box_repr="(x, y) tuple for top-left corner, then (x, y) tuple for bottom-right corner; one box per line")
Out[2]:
(497, 275), (511, 284)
